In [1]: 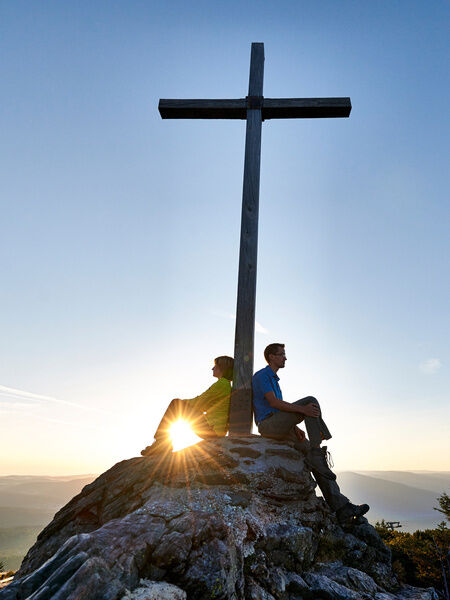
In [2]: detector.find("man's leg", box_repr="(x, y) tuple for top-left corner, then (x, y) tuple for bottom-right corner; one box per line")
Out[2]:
(296, 399), (369, 522)
(258, 399), (368, 523)
(304, 444), (369, 522)
(292, 396), (331, 447)
(258, 409), (303, 440)
(290, 398), (352, 511)
(305, 446), (349, 511)
(258, 396), (329, 445)
(294, 397), (369, 520)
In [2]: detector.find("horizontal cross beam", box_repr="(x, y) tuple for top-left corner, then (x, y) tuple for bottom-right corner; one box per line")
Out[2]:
(159, 97), (351, 120)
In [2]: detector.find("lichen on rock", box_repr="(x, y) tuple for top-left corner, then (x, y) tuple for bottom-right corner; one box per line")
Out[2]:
(121, 579), (186, 600)
(0, 436), (438, 600)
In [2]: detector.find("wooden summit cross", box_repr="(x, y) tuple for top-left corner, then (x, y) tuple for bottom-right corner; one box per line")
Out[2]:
(159, 43), (351, 435)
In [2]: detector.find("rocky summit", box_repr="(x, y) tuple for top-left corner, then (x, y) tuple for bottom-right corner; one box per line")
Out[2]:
(0, 436), (437, 600)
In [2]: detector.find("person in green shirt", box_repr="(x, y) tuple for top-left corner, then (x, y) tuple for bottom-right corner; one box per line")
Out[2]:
(141, 355), (234, 456)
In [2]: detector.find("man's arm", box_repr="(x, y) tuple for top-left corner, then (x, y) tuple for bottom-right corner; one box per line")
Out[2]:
(264, 391), (320, 417)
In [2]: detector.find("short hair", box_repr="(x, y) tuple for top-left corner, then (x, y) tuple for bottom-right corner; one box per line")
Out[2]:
(264, 343), (285, 363)
(215, 355), (234, 381)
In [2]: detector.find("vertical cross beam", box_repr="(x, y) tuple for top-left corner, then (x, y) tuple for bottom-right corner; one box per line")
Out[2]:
(229, 43), (264, 434)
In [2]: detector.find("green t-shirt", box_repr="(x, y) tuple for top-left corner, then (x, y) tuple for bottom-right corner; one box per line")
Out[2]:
(184, 377), (231, 436)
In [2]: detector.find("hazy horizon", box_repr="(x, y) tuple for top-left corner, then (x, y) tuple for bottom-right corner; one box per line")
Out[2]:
(1, 469), (449, 478)
(1, 470), (449, 480)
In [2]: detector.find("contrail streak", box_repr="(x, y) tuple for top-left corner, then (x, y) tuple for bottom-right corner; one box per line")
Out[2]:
(0, 384), (117, 416)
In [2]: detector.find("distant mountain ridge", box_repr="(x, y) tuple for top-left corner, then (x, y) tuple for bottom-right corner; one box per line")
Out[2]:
(337, 470), (449, 532)
(356, 470), (450, 493)
(0, 475), (96, 570)
(0, 477), (95, 512)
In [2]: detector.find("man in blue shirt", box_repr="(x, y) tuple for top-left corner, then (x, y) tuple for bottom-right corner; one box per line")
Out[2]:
(253, 343), (369, 526)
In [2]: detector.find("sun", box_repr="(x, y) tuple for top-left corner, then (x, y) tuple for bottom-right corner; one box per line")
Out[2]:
(169, 419), (202, 452)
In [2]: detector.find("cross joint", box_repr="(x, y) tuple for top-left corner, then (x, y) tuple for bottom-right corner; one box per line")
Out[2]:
(246, 95), (264, 110)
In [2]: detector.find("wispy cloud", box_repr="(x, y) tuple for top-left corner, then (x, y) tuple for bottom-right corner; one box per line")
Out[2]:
(255, 321), (269, 334)
(211, 309), (236, 322)
(1, 404), (99, 428)
(211, 309), (269, 335)
(419, 358), (442, 375)
(0, 400), (38, 409)
(0, 384), (116, 415)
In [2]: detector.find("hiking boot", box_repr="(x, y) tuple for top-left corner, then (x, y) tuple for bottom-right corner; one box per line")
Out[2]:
(336, 501), (370, 525)
(140, 440), (172, 457)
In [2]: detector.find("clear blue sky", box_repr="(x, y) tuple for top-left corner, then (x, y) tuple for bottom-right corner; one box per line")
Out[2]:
(1, 0), (449, 474)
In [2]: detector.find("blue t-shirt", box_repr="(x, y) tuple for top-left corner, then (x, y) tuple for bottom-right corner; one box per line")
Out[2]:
(252, 365), (283, 424)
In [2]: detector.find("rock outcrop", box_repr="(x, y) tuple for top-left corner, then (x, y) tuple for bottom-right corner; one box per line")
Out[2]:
(0, 436), (437, 599)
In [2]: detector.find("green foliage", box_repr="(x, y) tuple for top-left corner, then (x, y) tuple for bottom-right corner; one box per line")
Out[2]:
(434, 492), (450, 522)
(375, 520), (450, 593)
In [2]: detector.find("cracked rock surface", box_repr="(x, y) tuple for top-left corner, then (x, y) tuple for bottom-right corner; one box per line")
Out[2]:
(0, 436), (438, 600)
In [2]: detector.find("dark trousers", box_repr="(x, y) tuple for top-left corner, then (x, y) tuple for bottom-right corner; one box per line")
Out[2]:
(257, 396), (331, 447)
(154, 399), (218, 442)
(258, 396), (349, 511)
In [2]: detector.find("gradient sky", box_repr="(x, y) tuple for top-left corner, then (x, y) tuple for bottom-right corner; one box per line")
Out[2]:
(1, 1), (449, 475)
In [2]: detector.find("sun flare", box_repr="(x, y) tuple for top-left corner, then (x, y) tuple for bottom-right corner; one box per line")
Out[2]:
(170, 419), (202, 452)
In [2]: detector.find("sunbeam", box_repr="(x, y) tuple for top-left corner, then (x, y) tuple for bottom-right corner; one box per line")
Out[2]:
(170, 419), (202, 452)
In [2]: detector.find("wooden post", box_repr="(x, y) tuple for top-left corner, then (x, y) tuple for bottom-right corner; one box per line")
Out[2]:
(229, 43), (264, 434)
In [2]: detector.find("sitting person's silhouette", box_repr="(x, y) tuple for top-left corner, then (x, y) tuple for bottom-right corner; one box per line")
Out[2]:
(141, 355), (234, 456)
(253, 343), (369, 526)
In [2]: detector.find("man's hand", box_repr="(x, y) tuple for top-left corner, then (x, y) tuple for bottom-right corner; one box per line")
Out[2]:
(264, 391), (321, 417)
(295, 426), (306, 442)
(300, 402), (320, 417)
